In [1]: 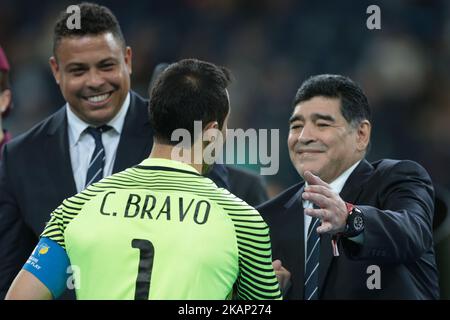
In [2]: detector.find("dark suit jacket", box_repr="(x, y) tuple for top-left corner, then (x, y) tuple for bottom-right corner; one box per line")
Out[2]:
(224, 165), (268, 207)
(257, 159), (440, 299)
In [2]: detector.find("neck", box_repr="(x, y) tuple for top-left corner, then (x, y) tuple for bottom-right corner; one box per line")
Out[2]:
(149, 142), (203, 174)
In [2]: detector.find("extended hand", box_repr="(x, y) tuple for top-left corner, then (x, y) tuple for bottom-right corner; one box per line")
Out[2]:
(302, 171), (348, 235)
(272, 259), (291, 293)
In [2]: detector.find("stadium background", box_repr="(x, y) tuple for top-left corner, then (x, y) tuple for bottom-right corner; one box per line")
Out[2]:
(1, 0), (449, 298)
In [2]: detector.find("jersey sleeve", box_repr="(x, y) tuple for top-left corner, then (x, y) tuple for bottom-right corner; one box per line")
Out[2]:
(226, 203), (282, 300)
(22, 199), (79, 298)
(41, 204), (66, 248)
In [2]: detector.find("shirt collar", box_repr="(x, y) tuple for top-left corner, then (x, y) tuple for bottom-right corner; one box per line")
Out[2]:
(328, 159), (361, 194)
(304, 159), (362, 194)
(138, 158), (201, 174)
(66, 92), (131, 146)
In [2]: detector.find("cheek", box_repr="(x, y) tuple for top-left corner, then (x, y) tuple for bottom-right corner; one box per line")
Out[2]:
(61, 78), (83, 94)
(287, 133), (297, 149)
(124, 63), (132, 75)
(108, 75), (127, 92)
(116, 69), (130, 83)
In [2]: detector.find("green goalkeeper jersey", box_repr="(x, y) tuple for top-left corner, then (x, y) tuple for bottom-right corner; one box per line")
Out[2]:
(41, 158), (282, 300)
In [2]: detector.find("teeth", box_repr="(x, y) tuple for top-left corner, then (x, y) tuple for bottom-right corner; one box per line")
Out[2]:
(87, 93), (110, 103)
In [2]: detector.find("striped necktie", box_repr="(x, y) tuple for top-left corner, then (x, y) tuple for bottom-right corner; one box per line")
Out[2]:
(85, 125), (111, 188)
(305, 213), (320, 300)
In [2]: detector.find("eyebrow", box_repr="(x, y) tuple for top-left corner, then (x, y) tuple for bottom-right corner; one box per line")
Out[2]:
(311, 113), (336, 122)
(65, 58), (117, 70)
(65, 62), (87, 71)
(97, 58), (117, 64)
(289, 113), (336, 124)
(289, 115), (304, 124)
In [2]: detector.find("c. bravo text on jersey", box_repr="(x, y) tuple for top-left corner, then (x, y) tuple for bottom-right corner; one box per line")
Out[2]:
(99, 191), (211, 225)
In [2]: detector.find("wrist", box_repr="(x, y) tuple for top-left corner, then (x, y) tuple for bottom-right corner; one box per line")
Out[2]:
(340, 202), (364, 238)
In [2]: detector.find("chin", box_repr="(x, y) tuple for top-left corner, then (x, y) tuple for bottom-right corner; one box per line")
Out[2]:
(89, 109), (117, 124)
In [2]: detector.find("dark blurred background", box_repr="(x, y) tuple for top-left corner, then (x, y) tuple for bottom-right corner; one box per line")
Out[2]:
(1, 0), (449, 297)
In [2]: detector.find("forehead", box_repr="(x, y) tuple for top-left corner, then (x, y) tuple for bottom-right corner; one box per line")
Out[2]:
(55, 33), (123, 63)
(291, 96), (343, 120)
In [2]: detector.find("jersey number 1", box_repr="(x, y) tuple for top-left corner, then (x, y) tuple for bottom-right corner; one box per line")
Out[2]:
(132, 239), (155, 300)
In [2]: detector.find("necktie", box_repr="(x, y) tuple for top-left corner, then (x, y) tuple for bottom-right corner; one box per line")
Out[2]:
(305, 211), (320, 300)
(85, 125), (111, 188)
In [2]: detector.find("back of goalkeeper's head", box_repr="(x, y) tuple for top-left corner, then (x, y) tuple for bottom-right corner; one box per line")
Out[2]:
(149, 58), (232, 146)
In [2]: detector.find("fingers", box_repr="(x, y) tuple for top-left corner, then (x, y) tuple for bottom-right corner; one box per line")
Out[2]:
(304, 208), (344, 234)
(316, 221), (333, 234)
(303, 212), (334, 234)
(303, 171), (329, 187)
(272, 259), (282, 271)
(273, 259), (291, 289)
(304, 185), (333, 197)
(304, 207), (328, 220)
(302, 190), (329, 208)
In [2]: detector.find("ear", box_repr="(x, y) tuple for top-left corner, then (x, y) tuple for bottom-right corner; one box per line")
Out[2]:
(356, 120), (371, 152)
(0, 89), (12, 114)
(202, 121), (221, 146)
(124, 46), (132, 75)
(49, 56), (61, 85)
(204, 121), (219, 131)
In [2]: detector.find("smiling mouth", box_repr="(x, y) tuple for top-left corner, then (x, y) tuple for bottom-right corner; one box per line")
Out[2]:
(298, 150), (323, 154)
(83, 91), (113, 105)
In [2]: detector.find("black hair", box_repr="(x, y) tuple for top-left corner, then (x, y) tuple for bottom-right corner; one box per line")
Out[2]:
(53, 2), (125, 56)
(149, 58), (232, 145)
(293, 74), (371, 126)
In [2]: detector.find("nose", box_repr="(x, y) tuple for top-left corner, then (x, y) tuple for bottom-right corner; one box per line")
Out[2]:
(298, 122), (316, 144)
(85, 69), (106, 89)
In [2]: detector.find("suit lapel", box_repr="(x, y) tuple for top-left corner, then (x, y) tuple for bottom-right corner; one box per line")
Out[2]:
(318, 159), (374, 296)
(284, 185), (305, 299)
(45, 107), (77, 198)
(339, 159), (373, 203)
(113, 92), (154, 173)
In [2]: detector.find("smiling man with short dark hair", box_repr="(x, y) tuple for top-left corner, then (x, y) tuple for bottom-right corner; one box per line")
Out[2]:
(0, 3), (156, 299)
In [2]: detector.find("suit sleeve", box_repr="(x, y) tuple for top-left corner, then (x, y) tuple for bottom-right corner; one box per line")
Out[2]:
(0, 144), (37, 298)
(342, 160), (435, 263)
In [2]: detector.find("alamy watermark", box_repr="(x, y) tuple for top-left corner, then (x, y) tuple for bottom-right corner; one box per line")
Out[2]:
(66, 265), (81, 290)
(366, 5), (381, 30)
(66, 5), (81, 30)
(366, 265), (381, 290)
(171, 121), (279, 175)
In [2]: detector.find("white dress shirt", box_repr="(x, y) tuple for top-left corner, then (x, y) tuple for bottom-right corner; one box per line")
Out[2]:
(67, 92), (130, 192)
(302, 160), (361, 258)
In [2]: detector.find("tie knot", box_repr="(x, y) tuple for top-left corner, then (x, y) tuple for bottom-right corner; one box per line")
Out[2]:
(85, 125), (112, 140)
